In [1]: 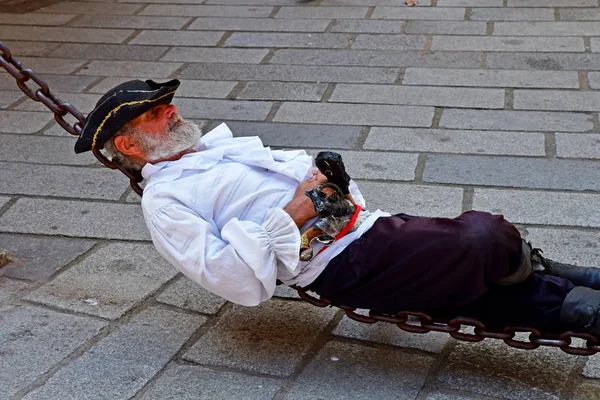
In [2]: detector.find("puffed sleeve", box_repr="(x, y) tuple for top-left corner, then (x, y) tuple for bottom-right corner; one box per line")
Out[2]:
(146, 204), (300, 306)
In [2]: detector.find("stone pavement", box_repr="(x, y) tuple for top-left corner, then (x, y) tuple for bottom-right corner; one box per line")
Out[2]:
(1, 0), (600, 398)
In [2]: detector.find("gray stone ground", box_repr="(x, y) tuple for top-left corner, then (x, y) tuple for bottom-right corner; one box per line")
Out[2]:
(1, 0), (600, 398)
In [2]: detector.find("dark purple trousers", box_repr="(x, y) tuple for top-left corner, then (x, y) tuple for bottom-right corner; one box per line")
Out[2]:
(307, 211), (575, 332)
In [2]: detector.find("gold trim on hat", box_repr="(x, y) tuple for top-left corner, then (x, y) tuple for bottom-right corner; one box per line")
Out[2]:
(91, 89), (177, 149)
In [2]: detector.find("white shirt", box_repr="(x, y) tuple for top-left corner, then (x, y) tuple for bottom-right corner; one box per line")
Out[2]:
(141, 123), (389, 306)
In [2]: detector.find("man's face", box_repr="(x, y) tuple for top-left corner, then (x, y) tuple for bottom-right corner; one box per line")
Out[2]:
(124, 104), (202, 162)
(129, 104), (178, 136)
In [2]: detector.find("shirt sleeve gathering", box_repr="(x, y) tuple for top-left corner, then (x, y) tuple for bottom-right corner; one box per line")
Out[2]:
(146, 204), (301, 306)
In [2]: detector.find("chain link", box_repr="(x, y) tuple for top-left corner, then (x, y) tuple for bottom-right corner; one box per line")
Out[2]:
(2, 40), (599, 355)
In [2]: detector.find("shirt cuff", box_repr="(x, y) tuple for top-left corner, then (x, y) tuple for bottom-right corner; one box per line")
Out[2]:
(264, 207), (301, 274)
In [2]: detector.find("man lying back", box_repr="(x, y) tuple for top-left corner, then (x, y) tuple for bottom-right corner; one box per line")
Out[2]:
(75, 79), (600, 335)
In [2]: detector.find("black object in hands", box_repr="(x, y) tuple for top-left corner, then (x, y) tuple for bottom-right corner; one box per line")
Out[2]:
(315, 151), (352, 195)
(305, 183), (355, 219)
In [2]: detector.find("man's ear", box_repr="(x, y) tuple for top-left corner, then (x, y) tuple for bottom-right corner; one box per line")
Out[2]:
(113, 135), (145, 158)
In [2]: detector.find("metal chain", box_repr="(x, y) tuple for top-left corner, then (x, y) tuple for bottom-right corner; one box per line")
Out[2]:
(295, 287), (600, 356)
(2, 40), (598, 355)
(0, 41), (144, 196)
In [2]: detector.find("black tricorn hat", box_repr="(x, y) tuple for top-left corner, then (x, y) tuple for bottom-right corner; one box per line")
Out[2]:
(74, 79), (180, 154)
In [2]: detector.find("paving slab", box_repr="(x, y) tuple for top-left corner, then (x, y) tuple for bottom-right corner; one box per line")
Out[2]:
(508, 0), (598, 6)
(89, 77), (237, 99)
(269, 49), (483, 68)
(207, 121), (362, 149)
(0, 12), (76, 25)
(438, 0), (502, 5)
(174, 98), (272, 121)
(284, 341), (436, 400)
(403, 68), (579, 88)
(524, 228), (600, 269)
(140, 4), (273, 17)
(440, 109), (594, 132)
(372, 7), (466, 20)
(0, 26), (134, 44)
(238, 81), (327, 101)
(49, 44), (169, 61)
(130, 30), (223, 46)
(351, 34), (428, 50)
(224, 32), (354, 49)
(71, 15), (190, 29)
(305, 149), (417, 181)
(332, 313), (451, 353)
(183, 300), (338, 376)
(330, 20), (407, 34)
(0, 233), (95, 280)
(470, 8), (555, 21)
(139, 363), (281, 400)
(424, 155), (600, 191)
(36, 1), (142, 14)
(275, 5), (368, 19)
(425, 391), (491, 400)
(156, 275), (227, 315)
(486, 52), (600, 70)
(161, 47), (268, 63)
(330, 84), (505, 109)
(365, 128), (545, 156)
(0, 111), (52, 134)
(556, 132), (600, 159)
(0, 163), (129, 199)
(0, 305), (107, 400)
(0, 90), (22, 108)
(472, 188), (600, 228)
(78, 60), (182, 78)
(431, 36), (585, 52)
(188, 16), (329, 32)
(23, 307), (206, 400)
(274, 102), (434, 127)
(560, 7), (600, 20)
(26, 242), (178, 319)
(590, 71), (600, 88)
(0, 277), (33, 312)
(406, 20), (487, 35)
(0, 135), (95, 167)
(356, 182), (463, 217)
(180, 63), (400, 83)
(0, 198), (151, 240)
(495, 21), (600, 36)
(321, 0), (433, 4)
(6, 56), (87, 74)
(0, 41), (59, 56)
(514, 90), (600, 111)
(438, 338), (577, 400)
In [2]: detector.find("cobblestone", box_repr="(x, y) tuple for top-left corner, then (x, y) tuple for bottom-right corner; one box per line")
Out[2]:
(187, 17), (329, 32)
(0, 26), (134, 43)
(470, 7), (555, 20)
(50, 43), (169, 61)
(431, 36), (586, 52)
(161, 47), (269, 63)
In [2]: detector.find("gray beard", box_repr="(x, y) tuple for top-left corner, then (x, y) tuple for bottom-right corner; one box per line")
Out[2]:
(135, 116), (203, 162)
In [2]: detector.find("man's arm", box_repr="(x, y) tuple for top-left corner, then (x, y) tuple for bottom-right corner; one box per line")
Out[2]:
(283, 170), (328, 227)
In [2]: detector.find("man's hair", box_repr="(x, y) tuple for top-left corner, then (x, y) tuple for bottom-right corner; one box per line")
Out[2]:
(102, 123), (144, 171)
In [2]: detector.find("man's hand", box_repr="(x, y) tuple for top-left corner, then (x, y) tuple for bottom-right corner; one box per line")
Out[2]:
(284, 170), (328, 227)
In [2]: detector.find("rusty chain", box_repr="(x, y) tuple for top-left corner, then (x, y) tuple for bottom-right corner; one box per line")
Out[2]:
(0, 41), (144, 195)
(1, 40), (598, 356)
(296, 287), (600, 356)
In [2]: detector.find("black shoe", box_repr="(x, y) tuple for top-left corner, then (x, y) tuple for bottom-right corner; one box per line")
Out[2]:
(560, 286), (600, 335)
(528, 244), (600, 290)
